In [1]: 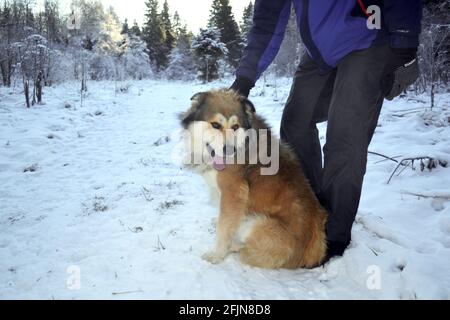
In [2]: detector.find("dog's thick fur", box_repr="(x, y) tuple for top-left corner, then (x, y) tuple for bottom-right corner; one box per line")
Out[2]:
(181, 90), (327, 269)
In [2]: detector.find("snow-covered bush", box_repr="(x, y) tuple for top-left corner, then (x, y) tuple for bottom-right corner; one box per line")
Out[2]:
(47, 49), (76, 84)
(165, 47), (196, 81)
(88, 52), (116, 80)
(86, 10), (153, 81)
(121, 34), (153, 80)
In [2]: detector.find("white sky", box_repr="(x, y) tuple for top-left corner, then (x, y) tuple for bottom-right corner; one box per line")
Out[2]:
(36, 0), (250, 32)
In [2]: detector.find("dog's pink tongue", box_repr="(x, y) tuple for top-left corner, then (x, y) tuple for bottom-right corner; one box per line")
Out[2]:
(213, 156), (226, 171)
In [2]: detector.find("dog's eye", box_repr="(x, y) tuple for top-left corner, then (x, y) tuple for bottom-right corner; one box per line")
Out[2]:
(211, 122), (222, 130)
(231, 124), (240, 131)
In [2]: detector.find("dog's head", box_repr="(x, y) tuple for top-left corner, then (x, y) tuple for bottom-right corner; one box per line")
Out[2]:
(180, 89), (256, 170)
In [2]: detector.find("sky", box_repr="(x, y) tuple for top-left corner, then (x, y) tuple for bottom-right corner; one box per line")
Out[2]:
(36, 0), (250, 32)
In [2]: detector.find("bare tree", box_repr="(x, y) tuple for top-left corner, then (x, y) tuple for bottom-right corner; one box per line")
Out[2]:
(14, 34), (50, 107)
(416, 1), (450, 108)
(419, 23), (450, 109)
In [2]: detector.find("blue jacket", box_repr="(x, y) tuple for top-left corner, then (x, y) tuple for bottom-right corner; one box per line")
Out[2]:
(236, 0), (423, 83)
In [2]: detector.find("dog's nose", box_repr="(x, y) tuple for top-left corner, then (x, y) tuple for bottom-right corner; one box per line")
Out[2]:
(223, 145), (236, 157)
(206, 143), (216, 157)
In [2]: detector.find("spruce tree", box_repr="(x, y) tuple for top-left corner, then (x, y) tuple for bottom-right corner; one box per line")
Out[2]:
(166, 24), (195, 80)
(240, 1), (254, 43)
(176, 24), (192, 51)
(192, 27), (227, 82)
(42, 0), (61, 44)
(121, 18), (129, 35)
(160, 0), (175, 63)
(273, 8), (302, 76)
(172, 11), (181, 37)
(130, 21), (141, 37)
(142, 0), (166, 70)
(25, 3), (35, 28)
(208, 0), (243, 68)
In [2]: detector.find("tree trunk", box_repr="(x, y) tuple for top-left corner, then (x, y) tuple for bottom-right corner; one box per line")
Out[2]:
(36, 71), (43, 104)
(24, 80), (30, 109)
(0, 60), (12, 87)
(431, 57), (435, 110)
(205, 59), (209, 83)
(0, 63), (6, 86)
(32, 84), (36, 106)
(81, 52), (87, 92)
(431, 83), (435, 110)
(45, 54), (51, 86)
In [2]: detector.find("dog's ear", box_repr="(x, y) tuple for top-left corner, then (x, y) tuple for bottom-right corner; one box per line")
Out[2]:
(190, 92), (208, 102)
(242, 98), (256, 114)
(179, 92), (209, 128)
(240, 97), (256, 129)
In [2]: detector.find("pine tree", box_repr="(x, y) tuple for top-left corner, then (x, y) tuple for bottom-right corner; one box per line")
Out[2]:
(96, 9), (123, 56)
(72, 0), (106, 46)
(240, 1), (254, 43)
(25, 3), (35, 28)
(89, 7), (125, 80)
(142, 0), (166, 70)
(273, 8), (302, 77)
(39, 0), (62, 86)
(176, 24), (193, 51)
(130, 20), (141, 37)
(122, 33), (153, 80)
(121, 18), (129, 35)
(0, 1), (14, 86)
(42, 0), (62, 44)
(160, 0), (175, 63)
(165, 24), (195, 80)
(208, 0), (243, 68)
(172, 11), (181, 37)
(192, 27), (228, 82)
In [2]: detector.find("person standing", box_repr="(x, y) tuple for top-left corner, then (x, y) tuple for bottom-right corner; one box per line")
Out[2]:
(231, 0), (422, 262)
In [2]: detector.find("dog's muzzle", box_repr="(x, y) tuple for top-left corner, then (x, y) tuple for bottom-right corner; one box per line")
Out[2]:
(206, 143), (236, 171)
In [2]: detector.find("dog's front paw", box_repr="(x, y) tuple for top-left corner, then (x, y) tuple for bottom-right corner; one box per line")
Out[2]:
(202, 251), (225, 264)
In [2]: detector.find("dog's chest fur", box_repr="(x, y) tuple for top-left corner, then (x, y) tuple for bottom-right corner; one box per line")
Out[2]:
(201, 168), (221, 206)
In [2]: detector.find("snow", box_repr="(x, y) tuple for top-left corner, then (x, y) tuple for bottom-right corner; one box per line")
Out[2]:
(0, 79), (449, 300)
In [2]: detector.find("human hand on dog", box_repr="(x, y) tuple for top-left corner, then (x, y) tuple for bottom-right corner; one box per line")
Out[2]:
(230, 76), (254, 98)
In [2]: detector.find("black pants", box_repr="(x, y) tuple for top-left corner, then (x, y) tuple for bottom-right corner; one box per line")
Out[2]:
(281, 44), (389, 244)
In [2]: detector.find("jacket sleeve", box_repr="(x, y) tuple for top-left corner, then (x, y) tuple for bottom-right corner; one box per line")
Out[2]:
(383, 0), (422, 49)
(236, 0), (292, 84)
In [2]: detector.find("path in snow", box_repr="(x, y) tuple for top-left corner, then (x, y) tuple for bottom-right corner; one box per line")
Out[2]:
(0, 80), (449, 299)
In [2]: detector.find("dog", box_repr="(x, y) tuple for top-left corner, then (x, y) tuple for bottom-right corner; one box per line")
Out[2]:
(180, 89), (327, 269)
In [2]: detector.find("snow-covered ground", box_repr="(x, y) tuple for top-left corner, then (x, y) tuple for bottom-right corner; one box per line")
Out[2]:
(0, 79), (449, 300)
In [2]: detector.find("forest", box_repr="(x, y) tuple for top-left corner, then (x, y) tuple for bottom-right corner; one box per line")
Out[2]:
(1, 0), (447, 108)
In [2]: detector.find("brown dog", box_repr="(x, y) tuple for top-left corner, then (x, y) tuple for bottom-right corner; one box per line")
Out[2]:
(180, 89), (327, 269)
